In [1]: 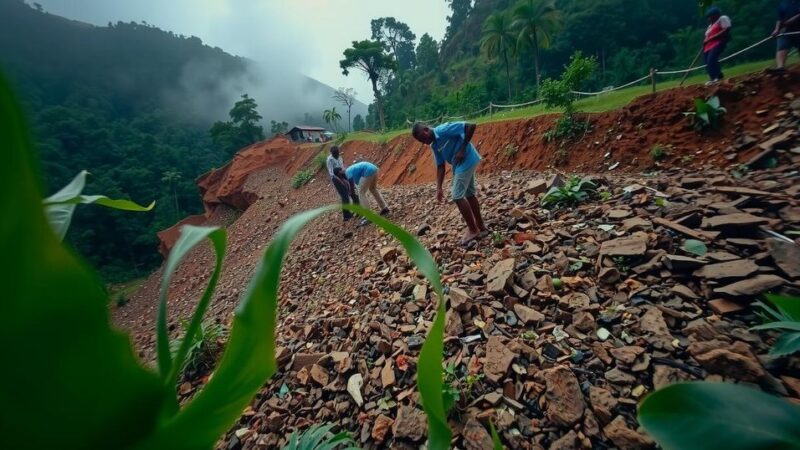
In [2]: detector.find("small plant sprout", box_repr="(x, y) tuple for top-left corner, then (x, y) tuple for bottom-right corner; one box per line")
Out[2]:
(491, 231), (505, 247)
(504, 143), (518, 158)
(650, 144), (668, 161)
(684, 96), (726, 132)
(292, 169), (315, 188)
(541, 176), (597, 209)
(599, 190), (612, 201)
(654, 197), (668, 208)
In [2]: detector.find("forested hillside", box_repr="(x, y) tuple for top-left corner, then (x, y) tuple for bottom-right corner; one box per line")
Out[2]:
(0, 0), (349, 281)
(360, 0), (776, 129)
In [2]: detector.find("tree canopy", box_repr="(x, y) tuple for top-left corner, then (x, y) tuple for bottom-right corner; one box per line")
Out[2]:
(340, 40), (397, 130)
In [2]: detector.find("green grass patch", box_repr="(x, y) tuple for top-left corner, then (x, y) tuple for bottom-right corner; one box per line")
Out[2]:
(345, 59), (774, 144)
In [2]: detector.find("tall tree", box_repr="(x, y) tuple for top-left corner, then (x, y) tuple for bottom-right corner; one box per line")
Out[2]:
(270, 120), (288, 136)
(228, 94), (265, 143)
(340, 40), (396, 131)
(416, 33), (440, 73)
(445, 0), (473, 41)
(481, 12), (517, 101)
(513, 0), (561, 95)
(352, 114), (366, 132)
(371, 17), (417, 73)
(210, 94), (265, 156)
(332, 87), (357, 132)
(322, 107), (342, 131)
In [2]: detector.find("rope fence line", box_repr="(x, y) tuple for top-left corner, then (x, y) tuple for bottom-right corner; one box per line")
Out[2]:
(405, 32), (796, 125)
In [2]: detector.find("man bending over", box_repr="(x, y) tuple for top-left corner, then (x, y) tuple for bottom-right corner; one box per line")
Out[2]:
(334, 161), (389, 217)
(412, 121), (487, 245)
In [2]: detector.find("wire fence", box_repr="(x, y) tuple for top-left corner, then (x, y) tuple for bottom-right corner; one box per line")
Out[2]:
(405, 32), (799, 127)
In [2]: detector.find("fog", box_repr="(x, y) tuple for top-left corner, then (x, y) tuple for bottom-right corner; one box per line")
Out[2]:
(162, 57), (368, 128)
(30, 0), (447, 126)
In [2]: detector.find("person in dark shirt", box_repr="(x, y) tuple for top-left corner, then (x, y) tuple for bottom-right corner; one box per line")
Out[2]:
(772, 0), (800, 71)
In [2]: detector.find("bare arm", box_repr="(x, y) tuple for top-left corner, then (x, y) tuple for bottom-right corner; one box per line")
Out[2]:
(454, 123), (476, 166)
(436, 164), (446, 203)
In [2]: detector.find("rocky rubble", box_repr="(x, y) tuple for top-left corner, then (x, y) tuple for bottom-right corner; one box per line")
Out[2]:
(116, 72), (800, 449)
(210, 144), (800, 449)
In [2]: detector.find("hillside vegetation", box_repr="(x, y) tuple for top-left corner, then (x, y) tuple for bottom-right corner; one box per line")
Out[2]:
(354, 0), (775, 129)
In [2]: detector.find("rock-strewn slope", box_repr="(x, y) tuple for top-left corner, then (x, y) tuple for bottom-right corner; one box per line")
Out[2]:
(113, 70), (800, 449)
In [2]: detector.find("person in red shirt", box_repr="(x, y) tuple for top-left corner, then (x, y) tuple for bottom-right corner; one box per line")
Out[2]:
(703, 6), (732, 85)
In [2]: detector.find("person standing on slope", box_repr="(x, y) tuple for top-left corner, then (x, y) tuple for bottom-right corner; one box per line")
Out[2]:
(771, 0), (800, 72)
(412, 121), (488, 246)
(703, 6), (732, 85)
(334, 161), (389, 219)
(326, 146), (357, 221)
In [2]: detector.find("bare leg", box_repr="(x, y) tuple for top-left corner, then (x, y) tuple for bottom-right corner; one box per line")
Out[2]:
(368, 178), (388, 211)
(454, 198), (480, 242)
(466, 195), (486, 232)
(777, 49), (788, 69)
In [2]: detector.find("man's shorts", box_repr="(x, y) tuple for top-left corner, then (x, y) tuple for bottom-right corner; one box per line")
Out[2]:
(778, 33), (800, 51)
(451, 163), (478, 200)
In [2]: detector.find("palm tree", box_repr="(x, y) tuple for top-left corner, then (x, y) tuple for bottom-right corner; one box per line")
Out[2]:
(323, 107), (342, 131)
(513, 0), (561, 96)
(481, 12), (517, 101)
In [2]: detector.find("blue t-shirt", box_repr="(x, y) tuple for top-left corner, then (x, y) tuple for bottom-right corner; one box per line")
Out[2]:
(345, 161), (378, 185)
(432, 122), (481, 174)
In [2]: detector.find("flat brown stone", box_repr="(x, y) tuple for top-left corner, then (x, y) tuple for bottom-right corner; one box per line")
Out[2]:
(705, 213), (769, 229)
(486, 258), (515, 295)
(714, 275), (787, 297)
(767, 238), (800, 279)
(543, 366), (586, 427)
(708, 298), (746, 315)
(693, 259), (760, 280)
(484, 335), (516, 383)
(653, 217), (719, 241)
(601, 232), (648, 256)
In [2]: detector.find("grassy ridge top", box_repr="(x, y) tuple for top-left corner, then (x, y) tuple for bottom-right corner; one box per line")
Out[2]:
(345, 59), (772, 144)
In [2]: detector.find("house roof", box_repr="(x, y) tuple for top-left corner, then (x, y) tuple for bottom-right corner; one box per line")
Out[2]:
(289, 125), (326, 132)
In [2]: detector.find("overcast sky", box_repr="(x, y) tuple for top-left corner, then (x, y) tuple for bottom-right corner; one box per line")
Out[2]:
(30, 0), (450, 104)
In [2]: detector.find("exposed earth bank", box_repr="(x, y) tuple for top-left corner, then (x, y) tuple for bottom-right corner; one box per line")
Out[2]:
(113, 69), (800, 449)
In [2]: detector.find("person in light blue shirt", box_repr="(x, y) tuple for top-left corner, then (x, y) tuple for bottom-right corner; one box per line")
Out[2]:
(412, 121), (487, 245)
(335, 161), (389, 217)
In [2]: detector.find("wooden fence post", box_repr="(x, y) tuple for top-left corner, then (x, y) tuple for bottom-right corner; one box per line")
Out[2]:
(650, 68), (657, 94)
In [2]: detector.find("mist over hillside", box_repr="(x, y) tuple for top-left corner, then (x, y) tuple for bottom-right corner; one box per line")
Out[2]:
(0, 0), (367, 127)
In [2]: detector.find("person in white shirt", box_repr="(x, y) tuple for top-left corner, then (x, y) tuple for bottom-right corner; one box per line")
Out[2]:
(326, 146), (357, 221)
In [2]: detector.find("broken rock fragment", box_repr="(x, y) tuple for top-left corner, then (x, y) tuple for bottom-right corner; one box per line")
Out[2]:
(487, 258), (516, 295)
(484, 335), (516, 383)
(543, 366), (585, 427)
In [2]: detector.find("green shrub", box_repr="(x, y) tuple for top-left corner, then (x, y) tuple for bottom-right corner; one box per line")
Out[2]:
(541, 176), (597, 208)
(292, 169), (315, 188)
(169, 320), (226, 380)
(312, 150), (328, 171)
(540, 52), (597, 142)
(1, 73), (453, 450)
(684, 96), (726, 132)
(504, 144), (518, 158)
(650, 144), (668, 161)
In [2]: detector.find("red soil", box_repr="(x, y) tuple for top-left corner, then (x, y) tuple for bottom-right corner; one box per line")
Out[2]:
(158, 69), (799, 254)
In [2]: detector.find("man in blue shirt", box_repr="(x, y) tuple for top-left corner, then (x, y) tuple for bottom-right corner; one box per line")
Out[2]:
(334, 161), (389, 217)
(772, 0), (800, 72)
(412, 121), (487, 245)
